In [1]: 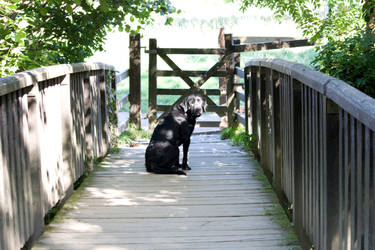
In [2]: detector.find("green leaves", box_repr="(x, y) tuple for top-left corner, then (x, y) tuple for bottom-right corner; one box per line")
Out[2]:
(1, 0), (178, 77)
(232, 0), (375, 97)
(312, 30), (375, 98)
(233, 0), (365, 42)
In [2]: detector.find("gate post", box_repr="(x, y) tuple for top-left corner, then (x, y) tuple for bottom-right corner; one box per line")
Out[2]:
(148, 39), (157, 130)
(218, 28), (226, 106)
(225, 34), (235, 127)
(129, 33), (141, 129)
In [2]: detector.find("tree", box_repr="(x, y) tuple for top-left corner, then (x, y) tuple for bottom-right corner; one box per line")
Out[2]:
(230, 0), (375, 97)
(228, 0), (365, 41)
(0, 0), (177, 77)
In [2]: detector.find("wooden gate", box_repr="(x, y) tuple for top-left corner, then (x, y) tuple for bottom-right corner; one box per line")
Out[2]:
(146, 34), (237, 130)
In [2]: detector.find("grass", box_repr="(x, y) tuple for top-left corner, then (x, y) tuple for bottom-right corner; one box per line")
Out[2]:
(117, 125), (151, 146)
(116, 47), (316, 114)
(221, 124), (300, 246)
(221, 124), (257, 154)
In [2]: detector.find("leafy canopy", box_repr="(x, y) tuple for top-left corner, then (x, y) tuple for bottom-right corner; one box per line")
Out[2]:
(229, 0), (375, 98)
(228, 0), (365, 41)
(0, 0), (177, 77)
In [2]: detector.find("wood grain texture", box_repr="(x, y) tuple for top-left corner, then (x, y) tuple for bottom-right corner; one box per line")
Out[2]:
(33, 133), (300, 250)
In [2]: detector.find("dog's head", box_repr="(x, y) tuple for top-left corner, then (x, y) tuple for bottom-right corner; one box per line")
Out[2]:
(176, 94), (207, 117)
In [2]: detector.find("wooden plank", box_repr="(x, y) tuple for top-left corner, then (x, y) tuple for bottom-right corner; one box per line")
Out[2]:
(196, 121), (221, 128)
(226, 34), (235, 127)
(235, 91), (245, 103)
(0, 62), (115, 97)
(156, 70), (227, 77)
(116, 93), (129, 111)
(196, 53), (232, 88)
(364, 127), (370, 250)
(34, 133), (300, 249)
(235, 66), (244, 79)
(356, 120), (363, 249)
(156, 88), (220, 96)
(155, 48), (225, 55)
(115, 69), (129, 83)
(219, 28), (226, 106)
(35, 243), (301, 250)
(350, 115), (355, 249)
(343, 111), (349, 250)
(233, 36), (297, 43)
(235, 112), (246, 126)
(0, 95), (9, 250)
(234, 39), (313, 53)
(326, 78), (375, 131)
(156, 104), (226, 114)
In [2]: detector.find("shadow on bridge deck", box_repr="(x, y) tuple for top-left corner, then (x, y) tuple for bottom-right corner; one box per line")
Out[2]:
(33, 133), (300, 250)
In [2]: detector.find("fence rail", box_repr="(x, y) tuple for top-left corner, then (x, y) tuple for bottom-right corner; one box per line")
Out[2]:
(0, 62), (116, 250)
(234, 58), (375, 249)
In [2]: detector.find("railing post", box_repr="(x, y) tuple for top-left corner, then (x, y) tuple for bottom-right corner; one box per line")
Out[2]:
(218, 28), (226, 106)
(325, 99), (340, 250)
(26, 85), (44, 246)
(60, 74), (74, 194)
(129, 33), (141, 129)
(233, 38), (241, 127)
(225, 33), (234, 128)
(273, 71), (282, 192)
(148, 38), (157, 130)
(83, 72), (94, 167)
(110, 71), (118, 136)
(244, 67), (251, 135)
(291, 81), (311, 249)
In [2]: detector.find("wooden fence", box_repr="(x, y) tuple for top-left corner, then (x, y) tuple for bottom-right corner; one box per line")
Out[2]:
(145, 33), (312, 130)
(0, 62), (116, 250)
(234, 58), (375, 249)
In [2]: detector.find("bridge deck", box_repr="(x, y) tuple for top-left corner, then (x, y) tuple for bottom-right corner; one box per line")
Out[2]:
(33, 133), (300, 250)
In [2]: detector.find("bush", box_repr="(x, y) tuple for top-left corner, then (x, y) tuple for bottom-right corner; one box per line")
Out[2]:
(313, 30), (375, 98)
(221, 125), (256, 153)
(118, 125), (151, 147)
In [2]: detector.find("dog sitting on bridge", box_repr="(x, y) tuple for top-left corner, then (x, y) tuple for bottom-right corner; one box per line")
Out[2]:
(145, 94), (206, 175)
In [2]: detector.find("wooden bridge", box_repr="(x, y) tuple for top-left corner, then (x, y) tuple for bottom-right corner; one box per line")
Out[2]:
(1, 33), (375, 250)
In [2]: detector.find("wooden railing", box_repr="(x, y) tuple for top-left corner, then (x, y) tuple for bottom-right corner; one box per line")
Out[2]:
(115, 69), (130, 133)
(0, 62), (116, 250)
(234, 58), (375, 249)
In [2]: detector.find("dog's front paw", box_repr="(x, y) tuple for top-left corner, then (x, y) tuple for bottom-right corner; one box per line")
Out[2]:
(182, 164), (191, 170)
(177, 170), (187, 175)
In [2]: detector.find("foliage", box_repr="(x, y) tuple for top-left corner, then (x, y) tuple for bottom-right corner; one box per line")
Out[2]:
(313, 30), (375, 97)
(229, 0), (375, 98)
(118, 124), (151, 146)
(0, 0), (30, 76)
(221, 124), (256, 153)
(228, 0), (365, 42)
(0, 0), (177, 77)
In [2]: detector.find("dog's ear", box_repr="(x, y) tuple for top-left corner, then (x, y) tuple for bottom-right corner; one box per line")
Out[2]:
(177, 97), (189, 113)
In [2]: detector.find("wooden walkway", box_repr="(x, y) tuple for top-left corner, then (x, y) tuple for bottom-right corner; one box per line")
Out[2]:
(33, 133), (300, 250)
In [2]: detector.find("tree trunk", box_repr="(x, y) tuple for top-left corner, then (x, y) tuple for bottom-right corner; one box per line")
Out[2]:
(363, 0), (375, 30)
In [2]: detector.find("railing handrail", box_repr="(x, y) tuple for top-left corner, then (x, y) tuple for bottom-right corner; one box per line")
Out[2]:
(245, 58), (375, 130)
(0, 62), (115, 97)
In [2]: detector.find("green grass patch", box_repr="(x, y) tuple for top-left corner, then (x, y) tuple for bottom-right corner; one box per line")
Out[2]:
(118, 125), (151, 146)
(221, 124), (256, 153)
(108, 147), (122, 154)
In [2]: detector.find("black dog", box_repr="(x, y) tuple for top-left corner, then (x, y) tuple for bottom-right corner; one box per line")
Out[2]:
(145, 94), (206, 175)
